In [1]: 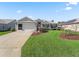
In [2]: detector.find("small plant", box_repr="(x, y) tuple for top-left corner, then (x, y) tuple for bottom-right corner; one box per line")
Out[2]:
(7, 27), (16, 32)
(7, 27), (11, 31)
(64, 29), (79, 35)
(11, 28), (16, 32)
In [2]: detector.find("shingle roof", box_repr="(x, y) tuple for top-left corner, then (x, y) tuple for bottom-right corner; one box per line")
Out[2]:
(0, 19), (16, 24)
(72, 19), (79, 23)
(35, 19), (43, 22)
(19, 17), (33, 21)
(35, 19), (52, 24)
(63, 18), (79, 25)
(43, 20), (49, 24)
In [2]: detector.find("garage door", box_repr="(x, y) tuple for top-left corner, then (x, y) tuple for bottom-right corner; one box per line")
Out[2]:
(22, 22), (36, 30)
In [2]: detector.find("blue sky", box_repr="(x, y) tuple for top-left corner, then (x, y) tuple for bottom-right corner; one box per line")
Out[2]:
(0, 2), (79, 22)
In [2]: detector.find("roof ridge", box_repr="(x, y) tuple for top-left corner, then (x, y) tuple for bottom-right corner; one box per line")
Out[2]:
(19, 17), (33, 21)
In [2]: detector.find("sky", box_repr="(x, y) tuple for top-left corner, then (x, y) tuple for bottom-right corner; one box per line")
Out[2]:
(0, 2), (79, 22)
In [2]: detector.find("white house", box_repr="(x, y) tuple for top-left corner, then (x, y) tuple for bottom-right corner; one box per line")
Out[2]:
(17, 17), (36, 31)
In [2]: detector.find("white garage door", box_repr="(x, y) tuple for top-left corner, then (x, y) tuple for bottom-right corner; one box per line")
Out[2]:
(22, 22), (36, 30)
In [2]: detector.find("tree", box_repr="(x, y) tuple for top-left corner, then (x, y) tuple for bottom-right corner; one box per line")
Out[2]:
(51, 20), (54, 22)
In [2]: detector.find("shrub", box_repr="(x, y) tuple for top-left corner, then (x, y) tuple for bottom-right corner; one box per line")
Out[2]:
(11, 28), (16, 32)
(64, 29), (79, 35)
(7, 28), (16, 32)
(40, 28), (48, 33)
(7, 27), (11, 31)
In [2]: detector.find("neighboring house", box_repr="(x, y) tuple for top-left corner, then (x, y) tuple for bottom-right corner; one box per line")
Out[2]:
(17, 17), (36, 31)
(62, 18), (79, 31)
(50, 22), (58, 29)
(35, 19), (54, 31)
(0, 19), (16, 31)
(35, 19), (48, 31)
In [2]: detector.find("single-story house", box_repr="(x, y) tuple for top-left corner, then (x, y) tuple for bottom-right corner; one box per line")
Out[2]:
(35, 19), (54, 31)
(17, 17), (36, 31)
(0, 17), (55, 32)
(35, 19), (48, 31)
(62, 18), (79, 31)
(0, 19), (16, 31)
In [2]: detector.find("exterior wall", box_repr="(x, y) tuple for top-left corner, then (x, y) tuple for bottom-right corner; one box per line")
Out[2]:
(62, 24), (72, 30)
(62, 24), (79, 32)
(0, 24), (5, 31)
(8, 20), (16, 30)
(0, 20), (16, 31)
(72, 24), (79, 31)
(18, 22), (36, 31)
(0, 24), (10, 31)
(48, 24), (52, 29)
(76, 24), (79, 31)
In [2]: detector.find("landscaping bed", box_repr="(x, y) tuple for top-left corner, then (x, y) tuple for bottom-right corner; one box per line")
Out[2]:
(32, 31), (41, 36)
(60, 30), (79, 40)
(32, 28), (48, 36)
(60, 33), (79, 40)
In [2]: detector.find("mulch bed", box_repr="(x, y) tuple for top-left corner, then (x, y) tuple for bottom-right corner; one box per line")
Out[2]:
(60, 33), (79, 40)
(32, 30), (48, 36)
(32, 31), (41, 36)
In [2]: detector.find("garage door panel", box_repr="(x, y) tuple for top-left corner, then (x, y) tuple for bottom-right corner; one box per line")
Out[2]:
(23, 22), (36, 30)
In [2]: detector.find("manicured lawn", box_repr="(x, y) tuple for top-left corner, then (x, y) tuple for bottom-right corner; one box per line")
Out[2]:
(22, 30), (79, 57)
(0, 31), (11, 36)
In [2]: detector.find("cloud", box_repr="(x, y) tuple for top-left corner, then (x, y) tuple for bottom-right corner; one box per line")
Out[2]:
(65, 7), (72, 10)
(69, 2), (78, 5)
(66, 2), (78, 6)
(16, 10), (22, 14)
(65, 2), (78, 11)
(66, 4), (69, 6)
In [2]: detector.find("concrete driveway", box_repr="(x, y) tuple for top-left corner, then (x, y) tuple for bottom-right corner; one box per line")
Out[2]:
(0, 30), (34, 57)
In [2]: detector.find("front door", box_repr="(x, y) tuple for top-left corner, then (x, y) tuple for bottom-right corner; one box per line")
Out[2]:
(18, 24), (22, 30)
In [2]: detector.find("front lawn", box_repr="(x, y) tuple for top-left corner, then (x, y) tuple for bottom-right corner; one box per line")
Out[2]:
(0, 31), (11, 36)
(22, 30), (79, 57)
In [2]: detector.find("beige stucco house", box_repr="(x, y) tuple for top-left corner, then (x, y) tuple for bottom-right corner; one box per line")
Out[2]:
(62, 18), (79, 31)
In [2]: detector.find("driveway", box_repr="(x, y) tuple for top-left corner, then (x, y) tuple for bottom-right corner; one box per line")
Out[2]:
(0, 30), (34, 57)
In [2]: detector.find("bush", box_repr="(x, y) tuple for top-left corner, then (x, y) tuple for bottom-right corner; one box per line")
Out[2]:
(7, 27), (16, 32)
(64, 29), (79, 35)
(40, 28), (48, 33)
(7, 27), (11, 31)
(11, 28), (16, 32)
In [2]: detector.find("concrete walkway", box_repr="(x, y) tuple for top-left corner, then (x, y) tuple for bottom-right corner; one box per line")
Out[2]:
(0, 30), (33, 57)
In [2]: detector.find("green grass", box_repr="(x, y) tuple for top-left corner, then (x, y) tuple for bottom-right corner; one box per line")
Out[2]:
(0, 31), (11, 36)
(22, 30), (79, 57)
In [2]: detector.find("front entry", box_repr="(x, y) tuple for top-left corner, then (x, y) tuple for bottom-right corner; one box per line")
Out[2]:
(18, 24), (22, 30)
